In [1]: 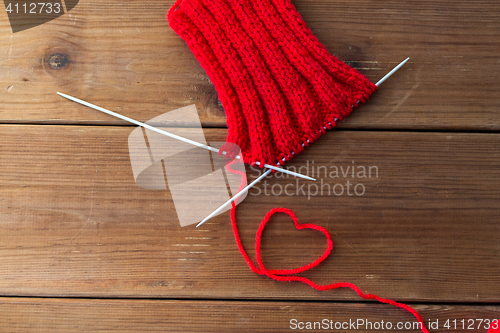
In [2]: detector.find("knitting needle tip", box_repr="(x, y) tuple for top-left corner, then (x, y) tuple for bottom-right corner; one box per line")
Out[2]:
(255, 162), (315, 181)
(197, 168), (273, 228)
(375, 57), (409, 87)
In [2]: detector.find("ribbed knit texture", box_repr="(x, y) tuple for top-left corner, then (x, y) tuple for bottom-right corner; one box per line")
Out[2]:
(168, 0), (377, 166)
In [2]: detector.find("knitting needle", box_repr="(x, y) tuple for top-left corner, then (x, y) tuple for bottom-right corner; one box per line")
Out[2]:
(375, 57), (409, 87)
(196, 168), (273, 227)
(56, 92), (315, 181)
(197, 57), (410, 228)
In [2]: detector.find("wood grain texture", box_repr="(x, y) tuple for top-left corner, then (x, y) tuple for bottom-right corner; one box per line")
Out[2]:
(0, 125), (498, 302)
(0, 1), (499, 329)
(0, 298), (498, 332)
(0, 0), (498, 130)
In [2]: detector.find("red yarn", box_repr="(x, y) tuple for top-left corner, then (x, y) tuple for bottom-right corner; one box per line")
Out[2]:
(224, 159), (431, 333)
(232, 206), (430, 333)
(167, 2), (447, 332)
(168, 0), (377, 167)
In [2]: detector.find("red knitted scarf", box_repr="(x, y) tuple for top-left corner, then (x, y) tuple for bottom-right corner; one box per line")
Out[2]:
(168, 0), (376, 167)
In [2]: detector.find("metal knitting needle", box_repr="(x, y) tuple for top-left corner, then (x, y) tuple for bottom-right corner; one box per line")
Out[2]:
(197, 57), (410, 228)
(56, 92), (315, 181)
(375, 57), (409, 87)
(197, 168), (273, 227)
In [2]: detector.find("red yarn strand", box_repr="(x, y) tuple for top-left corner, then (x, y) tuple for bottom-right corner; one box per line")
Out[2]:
(167, 2), (485, 332)
(226, 158), (429, 333)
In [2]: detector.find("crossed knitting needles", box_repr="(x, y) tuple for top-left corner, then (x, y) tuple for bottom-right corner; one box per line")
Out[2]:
(195, 57), (409, 227)
(56, 93), (313, 181)
(57, 57), (408, 227)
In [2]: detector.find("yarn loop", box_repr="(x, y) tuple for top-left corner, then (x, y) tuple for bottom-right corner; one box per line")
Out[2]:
(225, 158), (430, 333)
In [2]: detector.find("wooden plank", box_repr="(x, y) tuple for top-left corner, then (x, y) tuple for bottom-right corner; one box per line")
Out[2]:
(0, 0), (498, 130)
(0, 125), (498, 302)
(0, 298), (498, 332)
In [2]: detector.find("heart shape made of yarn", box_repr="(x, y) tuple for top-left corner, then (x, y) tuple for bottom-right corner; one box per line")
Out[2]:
(227, 170), (429, 332)
(253, 208), (334, 277)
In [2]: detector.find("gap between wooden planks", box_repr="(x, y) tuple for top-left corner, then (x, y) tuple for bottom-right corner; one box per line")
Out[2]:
(0, 297), (499, 333)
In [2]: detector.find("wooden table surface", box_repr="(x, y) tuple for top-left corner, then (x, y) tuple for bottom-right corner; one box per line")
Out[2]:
(1, 0), (499, 331)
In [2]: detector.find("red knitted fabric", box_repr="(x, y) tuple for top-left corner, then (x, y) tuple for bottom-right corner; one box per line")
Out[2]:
(168, 0), (376, 167)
